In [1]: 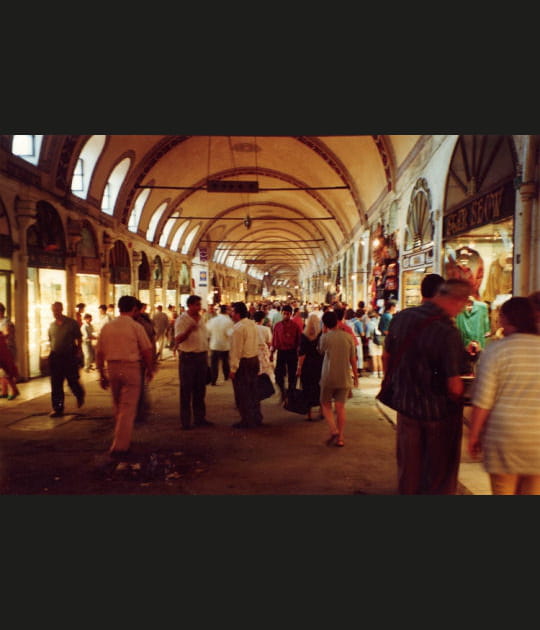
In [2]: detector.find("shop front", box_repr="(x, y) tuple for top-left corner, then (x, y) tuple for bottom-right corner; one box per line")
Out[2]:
(442, 135), (516, 339)
(26, 201), (68, 377)
(109, 240), (131, 306)
(0, 199), (14, 320)
(399, 178), (435, 309)
(73, 221), (101, 320)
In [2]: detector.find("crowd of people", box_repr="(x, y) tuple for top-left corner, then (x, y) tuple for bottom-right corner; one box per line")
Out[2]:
(1, 281), (540, 495)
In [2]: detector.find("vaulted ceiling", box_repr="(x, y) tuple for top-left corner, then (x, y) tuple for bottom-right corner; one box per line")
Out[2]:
(53, 134), (423, 282)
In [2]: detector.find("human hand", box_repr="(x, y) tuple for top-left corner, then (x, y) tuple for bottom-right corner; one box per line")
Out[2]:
(468, 435), (482, 459)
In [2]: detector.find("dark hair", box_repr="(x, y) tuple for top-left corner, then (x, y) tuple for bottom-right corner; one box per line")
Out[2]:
(322, 310), (338, 329)
(76, 303), (86, 309)
(219, 304), (228, 314)
(421, 273), (445, 299)
(282, 304), (293, 313)
(232, 301), (248, 318)
(334, 307), (345, 321)
(118, 295), (138, 313)
(529, 291), (540, 313)
(345, 308), (355, 320)
(500, 297), (538, 334)
(99, 304), (107, 311)
(253, 310), (265, 323)
(186, 295), (201, 307)
(436, 278), (473, 300)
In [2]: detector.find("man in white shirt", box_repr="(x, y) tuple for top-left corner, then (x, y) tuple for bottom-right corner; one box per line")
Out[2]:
(206, 304), (234, 385)
(174, 295), (213, 430)
(229, 301), (263, 428)
(152, 304), (171, 362)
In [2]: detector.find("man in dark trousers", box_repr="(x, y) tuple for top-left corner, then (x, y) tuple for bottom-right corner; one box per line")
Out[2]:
(382, 278), (471, 494)
(174, 295), (213, 430)
(229, 301), (263, 428)
(271, 304), (301, 402)
(48, 301), (85, 417)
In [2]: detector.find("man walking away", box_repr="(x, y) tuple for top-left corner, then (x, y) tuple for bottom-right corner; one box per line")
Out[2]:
(95, 295), (155, 458)
(229, 301), (263, 428)
(382, 278), (472, 494)
(47, 301), (85, 417)
(318, 310), (358, 447)
(152, 304), (171, 362)
(206, 304), (233, 385)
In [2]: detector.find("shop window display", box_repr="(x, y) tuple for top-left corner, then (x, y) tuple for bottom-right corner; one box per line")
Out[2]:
(444, 218), (513, 343)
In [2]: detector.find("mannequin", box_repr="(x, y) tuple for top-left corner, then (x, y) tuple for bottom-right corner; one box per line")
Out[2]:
(455, 297), (491, 349)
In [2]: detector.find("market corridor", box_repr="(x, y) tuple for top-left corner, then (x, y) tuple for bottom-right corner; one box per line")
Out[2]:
(0, 355), (488, 495)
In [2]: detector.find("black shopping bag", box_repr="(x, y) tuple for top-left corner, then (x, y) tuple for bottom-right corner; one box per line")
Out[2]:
(283, 388), (311, 415)
(257, 372), (276, 401)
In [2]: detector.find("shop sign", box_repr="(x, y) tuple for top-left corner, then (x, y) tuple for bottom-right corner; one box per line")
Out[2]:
(443, 181), (515, 239)
(28, 250), (65, 269)
(402, 246), (433, 270)
(179, 284), (191, 294)
(111, 266), (131, 284)
(79, 257), (101, 274)
(199, 247), (208, 262)
(199, 270), (207, 287)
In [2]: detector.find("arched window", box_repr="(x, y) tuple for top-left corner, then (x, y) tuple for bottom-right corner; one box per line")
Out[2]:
(146, 202), (167, 242)
(12, 135), (43, 165)
(170, 221), (190, 251)
(159, 218), (176, 247)
(128, 188), (151, 233)
(71, 135), (106, 198)
(101, 157), (130, 215)
(181, 225), (200, 255)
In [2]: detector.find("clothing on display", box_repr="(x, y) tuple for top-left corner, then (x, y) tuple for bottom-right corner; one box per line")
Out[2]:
(482, 252), (513, 303)
(444, 246), (484, 299)
(455, 298), (491, 349)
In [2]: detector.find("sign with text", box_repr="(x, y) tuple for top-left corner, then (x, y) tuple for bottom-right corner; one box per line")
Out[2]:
(443, 181), (515, 239)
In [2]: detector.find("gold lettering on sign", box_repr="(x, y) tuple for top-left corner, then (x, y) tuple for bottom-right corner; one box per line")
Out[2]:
(444, 186), (505, 238)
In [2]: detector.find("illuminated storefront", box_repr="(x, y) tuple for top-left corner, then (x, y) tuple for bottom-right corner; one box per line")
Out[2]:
(73, 222), (101, 320)
(109, 240), (131, 307)
(0, 198), (14, 317)
(137, 251), (151, 306)
(26, 201), (67, 377)
(442, 136), (516, 336)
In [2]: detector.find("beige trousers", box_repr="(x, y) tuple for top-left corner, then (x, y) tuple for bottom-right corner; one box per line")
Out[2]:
(107, 361), (142, 453)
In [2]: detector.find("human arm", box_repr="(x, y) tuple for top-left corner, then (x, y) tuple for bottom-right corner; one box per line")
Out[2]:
(174, 315), (198, 345)
(447, 375), (464, 401)
(467, 405), (490, 458)
(141, 347), (156, 381)
(95, 346), (109, 389)
(350, 352), (359, 388)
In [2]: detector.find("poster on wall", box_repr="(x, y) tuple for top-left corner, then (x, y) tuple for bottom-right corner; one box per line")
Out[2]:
(199, 271), (207, 287)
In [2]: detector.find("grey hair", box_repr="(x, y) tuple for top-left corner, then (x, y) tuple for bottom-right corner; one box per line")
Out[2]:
(304, 313), (321, 341)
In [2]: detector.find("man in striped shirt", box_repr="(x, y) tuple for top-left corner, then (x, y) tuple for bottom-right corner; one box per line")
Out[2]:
(382, 279), (471, 494)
